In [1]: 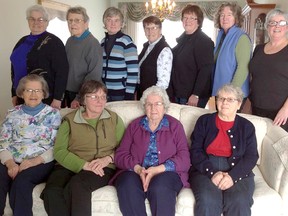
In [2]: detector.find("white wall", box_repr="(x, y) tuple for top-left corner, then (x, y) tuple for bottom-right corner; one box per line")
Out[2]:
(0, 0), (109, 119)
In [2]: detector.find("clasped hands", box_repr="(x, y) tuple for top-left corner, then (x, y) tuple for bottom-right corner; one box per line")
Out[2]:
(134, 164), (165, 192)
(83, 156), (112, 177)
(211, 171), (234, 190)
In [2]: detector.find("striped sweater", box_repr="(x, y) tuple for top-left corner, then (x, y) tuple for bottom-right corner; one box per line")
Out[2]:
(101, 31), (139, 98)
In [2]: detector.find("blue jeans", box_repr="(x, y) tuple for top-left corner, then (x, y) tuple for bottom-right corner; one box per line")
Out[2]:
(189, 155), (255, 216)
(115, 171), (183, 216)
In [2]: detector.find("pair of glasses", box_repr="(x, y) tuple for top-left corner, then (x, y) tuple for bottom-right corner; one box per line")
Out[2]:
(268, 20), (287, 27)
(144, 26), (159, 32)
(85, 95), (107, 101)
(24, 89), (43, 94)
(27, 17), (47, 23)
(182, 17), (198, 22)
(216, 97), (239, 103)
(145, 102), (164, 108)
(67, 19), (84, 24)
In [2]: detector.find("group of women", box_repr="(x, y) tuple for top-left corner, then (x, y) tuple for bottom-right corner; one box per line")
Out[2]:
(0, 1), (287, 216)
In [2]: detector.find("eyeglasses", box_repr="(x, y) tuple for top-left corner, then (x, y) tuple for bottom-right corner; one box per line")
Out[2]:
(67, 19), (84, 24)
(85, 95), (107, 101)
(216, 97), (239, 103)
(268, 20), (287, 27)
(27, 17), (47, 23)
(24, 89), (43, 94)
(145, 102), (164, 108)
(144, 26), (159, 32)
(182, 17), (198, 22)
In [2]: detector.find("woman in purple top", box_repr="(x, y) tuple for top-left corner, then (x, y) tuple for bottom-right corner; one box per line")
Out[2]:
(113, 86), (190, 216)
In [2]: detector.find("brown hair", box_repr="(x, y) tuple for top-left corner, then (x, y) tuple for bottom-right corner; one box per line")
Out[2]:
(181, 4), (204, 28)
(78, 80), (108, 104)
(142, 16), (162, 29)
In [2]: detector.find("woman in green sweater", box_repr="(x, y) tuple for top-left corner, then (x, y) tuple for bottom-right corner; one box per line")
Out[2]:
(41, 80), (125, 216)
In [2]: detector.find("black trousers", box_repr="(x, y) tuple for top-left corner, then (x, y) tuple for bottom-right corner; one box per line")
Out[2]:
(41, 165), (115, 216)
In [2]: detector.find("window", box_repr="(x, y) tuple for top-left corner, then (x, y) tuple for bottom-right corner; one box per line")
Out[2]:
(47, 17), (70, 44)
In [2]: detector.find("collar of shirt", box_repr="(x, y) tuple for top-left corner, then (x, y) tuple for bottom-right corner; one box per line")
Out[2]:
(140, 114), (169, 132)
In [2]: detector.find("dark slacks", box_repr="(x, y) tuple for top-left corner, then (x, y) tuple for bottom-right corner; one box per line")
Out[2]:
(115, 171), (183, 216)
(175, 97), (209, 108)
(0, 161), (54, 216)
(189, 156), (255, 216)
(41, 165), (115, 216)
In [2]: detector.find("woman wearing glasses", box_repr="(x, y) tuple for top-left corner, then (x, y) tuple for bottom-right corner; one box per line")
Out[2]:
(189, 84), (258, 216)
(171, 4), (214, 108)
(112, 86), (190, 216)
(249, 9), (288, 132)
(63, 6), (102, 108)
(41, 80), (125, 216)
(0, 74), (61, 216)
(212, 2), (252, 111)
(10, 5), (68, 109)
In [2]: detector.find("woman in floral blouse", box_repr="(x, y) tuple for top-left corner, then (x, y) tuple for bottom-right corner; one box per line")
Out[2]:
(0, 74), (61, 216)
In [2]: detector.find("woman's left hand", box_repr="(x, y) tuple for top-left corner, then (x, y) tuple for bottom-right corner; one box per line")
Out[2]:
(273, 105), (288, 127)
(50, 99), (62, 109)
(142, 165), (165, 192)
(217, 172), (234, 190)
(19, 157), (43, 172)
(88, 156), (111, 177)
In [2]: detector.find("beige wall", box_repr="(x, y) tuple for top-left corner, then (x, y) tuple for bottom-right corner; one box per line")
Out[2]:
(0, 0), (287, 120)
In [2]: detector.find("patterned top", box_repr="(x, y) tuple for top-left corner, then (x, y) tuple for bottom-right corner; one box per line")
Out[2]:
(141, 115), (175, 171)
(0, 105), (61, 164)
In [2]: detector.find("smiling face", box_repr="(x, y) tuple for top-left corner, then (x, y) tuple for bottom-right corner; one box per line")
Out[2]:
(84, 89), (107, 117)
(144, 23), (161, 43)
(28, 11), (48, 35)
(67, 13), (88, 37)
(104, 15), (122, 35)
(219, 6), (236, 33)
(182, 12), (199, 34)
(22, 81), (44, 107)
(145, 94), (165, 124)
(267, 14), (288, 41)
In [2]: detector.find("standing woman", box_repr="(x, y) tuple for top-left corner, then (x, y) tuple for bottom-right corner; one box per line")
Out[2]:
(0, 74), (61, 216)
(249, 9), (288, 132)
(10, 5), (69, 109)
(172, 4), (214, 108)
(64, 6), (103, 108)
(212, 2), (252, 110)
(101, 7), (139, 101)
(137, 16), (173, 99)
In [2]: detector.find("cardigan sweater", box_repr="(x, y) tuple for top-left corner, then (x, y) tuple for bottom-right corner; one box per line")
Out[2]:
(190, 112), (259, 183)
(53, 107), (125, 173)
(138, 36), (171, 98)
(212, 26), (251, 97)
(101, 31), (139, 99)
(171, 28), (214, 99)
(11, 31), (69, 101)
(113, 114), (190, 187)
(65, 31), (103, 93)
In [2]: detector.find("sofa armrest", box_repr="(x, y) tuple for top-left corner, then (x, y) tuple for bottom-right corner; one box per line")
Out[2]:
(259, 124), (288, 215)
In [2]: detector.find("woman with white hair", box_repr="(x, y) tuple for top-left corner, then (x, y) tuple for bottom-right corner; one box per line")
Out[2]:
(249, 8), (288, 131)
(112, 86), (190, 216)
(10, 4), (69, 109)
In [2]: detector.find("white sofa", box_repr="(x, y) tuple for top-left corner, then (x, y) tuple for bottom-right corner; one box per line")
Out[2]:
(4, 101), (288, 216)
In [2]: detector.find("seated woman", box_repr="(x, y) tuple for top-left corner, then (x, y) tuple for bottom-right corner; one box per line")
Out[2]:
(41, 80), (125, 216)
(0, 74), (61, 216)
(189, 84), (259, 216)
(113, 86), (190, 216)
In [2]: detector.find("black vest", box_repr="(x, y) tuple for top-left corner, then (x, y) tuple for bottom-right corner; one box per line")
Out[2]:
(138, 36), (170, 98)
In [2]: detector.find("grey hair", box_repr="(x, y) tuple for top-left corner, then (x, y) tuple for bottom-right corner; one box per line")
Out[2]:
(66, 6), (90, 22)
(216, 84), (244, 102)
(103, 7), (124, 26)
(26, 5), (50, 21)
(140, 86), (170, 112)
(16, 74), (49, 99)
(264, 8), (288, 30)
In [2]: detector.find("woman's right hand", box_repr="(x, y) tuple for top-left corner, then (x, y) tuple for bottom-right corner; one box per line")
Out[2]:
(5, 159), (19, 179)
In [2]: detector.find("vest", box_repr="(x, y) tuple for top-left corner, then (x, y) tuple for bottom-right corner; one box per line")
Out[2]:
(138, 37), (170, 98)
(64, 108), (119, 169)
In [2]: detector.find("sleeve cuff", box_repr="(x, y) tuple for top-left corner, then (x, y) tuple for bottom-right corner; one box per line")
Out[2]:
(40, 149), (54, 163)
(0, 150), (13, 165)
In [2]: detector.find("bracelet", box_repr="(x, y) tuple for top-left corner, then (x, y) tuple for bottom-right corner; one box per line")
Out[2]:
(108, 155), (114, 163)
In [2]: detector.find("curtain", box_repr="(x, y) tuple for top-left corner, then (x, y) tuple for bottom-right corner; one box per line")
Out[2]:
(39, 0), (70, 21)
